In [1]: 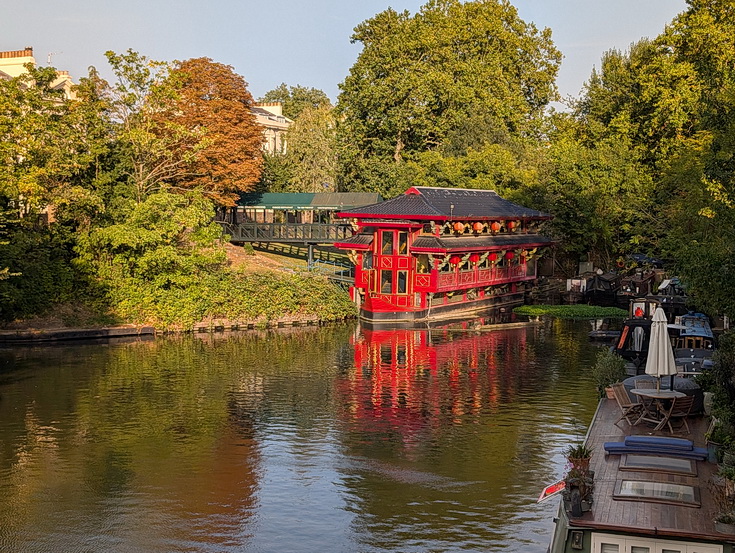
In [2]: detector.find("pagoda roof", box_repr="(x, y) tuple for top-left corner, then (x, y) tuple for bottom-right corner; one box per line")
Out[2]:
(411, 233), (554, 253)
(333, 232), (554, 253)
(337, 187), (550, 221)
(333, 233), (374, 250)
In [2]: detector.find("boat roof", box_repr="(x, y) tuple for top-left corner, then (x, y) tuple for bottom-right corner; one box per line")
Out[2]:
(569, 399), (723, 542)
(679, 313), (714, 339)
(337, 187), (551, 221)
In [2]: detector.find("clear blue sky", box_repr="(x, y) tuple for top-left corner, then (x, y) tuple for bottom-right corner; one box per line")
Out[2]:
(2, 0), (687, 103)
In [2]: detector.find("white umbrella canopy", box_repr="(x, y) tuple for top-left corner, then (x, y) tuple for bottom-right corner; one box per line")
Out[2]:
(645, 307), (678, 389)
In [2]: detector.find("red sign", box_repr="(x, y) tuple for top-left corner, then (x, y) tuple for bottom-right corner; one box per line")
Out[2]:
(537, 479), (566, 503)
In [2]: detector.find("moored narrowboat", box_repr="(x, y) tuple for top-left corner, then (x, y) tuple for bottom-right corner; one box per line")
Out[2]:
(547, 399), (731, 553)
(333, 187), (554, 324)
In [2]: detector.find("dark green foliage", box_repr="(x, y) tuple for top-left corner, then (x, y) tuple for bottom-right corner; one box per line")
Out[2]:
(0, 224), (79, 321)
(697, 331), (735, 428)
(109, 270), (355, 330)
(513, 305), (627, 319)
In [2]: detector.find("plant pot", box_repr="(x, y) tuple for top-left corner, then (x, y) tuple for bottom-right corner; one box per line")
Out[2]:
(605, 386), (615, 399)
(715, 520), (735, 534)
(568, 457), (591, 472)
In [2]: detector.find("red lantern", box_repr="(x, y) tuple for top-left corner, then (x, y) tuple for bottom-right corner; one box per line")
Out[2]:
(506, 221), (515, 230)
(472, 222), (483, 233)
(488, 253), (498, 262)
(490, 222), (501, 232)
(469, 253), (480, 263)
(453, 222), (465, 233)
(505, 251), (515, 260)
(450, 255), (462, 265)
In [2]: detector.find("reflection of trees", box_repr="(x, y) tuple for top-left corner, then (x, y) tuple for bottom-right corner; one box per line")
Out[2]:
(0, 325), (354, 550)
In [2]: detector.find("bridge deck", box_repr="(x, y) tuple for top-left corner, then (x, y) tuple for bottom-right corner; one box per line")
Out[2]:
(218, 222), (354, 244)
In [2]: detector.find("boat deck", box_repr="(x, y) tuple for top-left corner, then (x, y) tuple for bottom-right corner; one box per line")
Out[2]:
(572, 398), (730, 543)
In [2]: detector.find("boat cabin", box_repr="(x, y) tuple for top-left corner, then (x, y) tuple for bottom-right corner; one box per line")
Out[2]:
(613, 298), (715, 374)
(333, 187), (554, 323)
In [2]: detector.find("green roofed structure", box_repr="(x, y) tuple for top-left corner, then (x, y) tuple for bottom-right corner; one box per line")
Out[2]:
(215, 192), (383, 248)
(223, 193), (382, 224)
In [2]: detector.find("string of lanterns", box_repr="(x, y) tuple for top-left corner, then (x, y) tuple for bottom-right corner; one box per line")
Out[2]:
(444, 220), (522, 235)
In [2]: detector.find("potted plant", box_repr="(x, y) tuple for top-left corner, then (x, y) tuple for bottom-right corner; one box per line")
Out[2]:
(565, 442), (593, 473)
(706, 419), (734, 464)
(562, 467), (595, 515)
(710, 473), (735, 534)
(592, 348), (627, 398)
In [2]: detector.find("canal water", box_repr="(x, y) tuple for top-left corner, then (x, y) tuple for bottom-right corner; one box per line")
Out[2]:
(0, 318), (603, 553)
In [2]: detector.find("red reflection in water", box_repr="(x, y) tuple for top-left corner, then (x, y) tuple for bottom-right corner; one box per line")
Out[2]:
(338, 322), (539, 450)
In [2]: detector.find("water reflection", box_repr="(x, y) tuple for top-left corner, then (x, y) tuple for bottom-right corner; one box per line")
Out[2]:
(0, 320), (603, 552)
(335, 321), (600, 552)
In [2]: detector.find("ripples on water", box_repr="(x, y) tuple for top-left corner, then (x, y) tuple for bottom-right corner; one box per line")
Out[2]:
(0, 318), (606, 552)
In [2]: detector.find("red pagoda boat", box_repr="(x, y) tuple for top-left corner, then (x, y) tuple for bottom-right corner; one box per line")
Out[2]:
(334, 186), (554, 323)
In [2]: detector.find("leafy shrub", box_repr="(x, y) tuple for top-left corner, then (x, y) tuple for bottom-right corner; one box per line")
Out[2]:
(592, 348), (627, 396)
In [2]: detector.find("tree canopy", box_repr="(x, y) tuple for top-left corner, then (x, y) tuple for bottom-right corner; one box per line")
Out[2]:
(336, 0), (561, 196)
(259, 83), (332, 120)
(166, 58), (263, 205)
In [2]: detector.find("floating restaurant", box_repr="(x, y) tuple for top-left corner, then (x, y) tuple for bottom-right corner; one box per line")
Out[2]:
(334, 186), (554, 323)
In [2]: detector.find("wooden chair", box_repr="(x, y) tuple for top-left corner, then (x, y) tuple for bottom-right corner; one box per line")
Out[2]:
(660, 395), (695, 434)
(635, 379), (656, 389)
(612, 382), (645, 426)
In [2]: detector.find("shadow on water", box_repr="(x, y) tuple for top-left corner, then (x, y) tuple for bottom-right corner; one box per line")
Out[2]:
(0, 317), (603, 552)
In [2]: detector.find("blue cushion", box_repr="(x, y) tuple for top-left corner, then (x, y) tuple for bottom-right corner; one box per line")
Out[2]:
(624, 436), (693, 451)
(604, 442), (707, 460)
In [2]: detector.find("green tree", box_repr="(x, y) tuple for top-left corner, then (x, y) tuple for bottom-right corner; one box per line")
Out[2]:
(259, 83), (331, 120)
(256, 153), (294, 193)
(103, 50), (205, 204)
(336, 0), (561, 196)
(285, 105), (337, 192)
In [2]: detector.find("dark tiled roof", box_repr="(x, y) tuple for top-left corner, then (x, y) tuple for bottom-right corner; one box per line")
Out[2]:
(339, 187), (550, 220)
(411, 233), (554, 252)
(333, 233), (374, 249)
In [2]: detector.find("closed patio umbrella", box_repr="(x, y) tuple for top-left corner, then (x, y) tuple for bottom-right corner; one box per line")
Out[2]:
(645, 307), (678, 390)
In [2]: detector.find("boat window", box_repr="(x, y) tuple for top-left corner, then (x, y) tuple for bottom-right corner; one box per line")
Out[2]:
(614, 480), (699, 506)
(620, 454), (696, 476)
(397, 231), (408, 254)
(397, 271), (408, 294)
(381, 231), (393, 255)
(363, 251), (373, 270)
(380, 270), (393, 293)
(416, 254), (430, 274)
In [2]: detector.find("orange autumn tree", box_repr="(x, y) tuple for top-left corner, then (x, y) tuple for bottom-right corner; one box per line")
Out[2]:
(168, 57), (263, 206)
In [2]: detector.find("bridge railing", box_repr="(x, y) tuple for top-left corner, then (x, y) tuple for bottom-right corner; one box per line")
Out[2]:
(218, 222), (354, 243)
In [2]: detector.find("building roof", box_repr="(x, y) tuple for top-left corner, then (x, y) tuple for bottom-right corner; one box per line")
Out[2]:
(411, 233), (554, 253)
(338, 186), (551, 221)
(237, 192), (382, 210)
